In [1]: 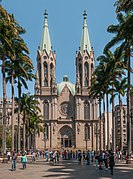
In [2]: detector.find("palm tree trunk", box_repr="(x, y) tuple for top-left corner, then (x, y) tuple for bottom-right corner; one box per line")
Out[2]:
(103, 95), (106, 150)
(119, 94), (123, 151)
(17, 77), (21, 153)
(27, 119), (30, 150)
(112, 90), (115, 152)
(33, 122), (36, 152)
(23, 120), (26, 152)
(127, 47), (131, 156)
(2, 56), (7, 154)
(99, 96), (102, 151)
(106, 93), (110, 150)
(11, 71), (15, 152)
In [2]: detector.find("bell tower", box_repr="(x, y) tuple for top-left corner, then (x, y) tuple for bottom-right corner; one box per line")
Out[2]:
(76, 10), (94, 95)
(35, 10), (57, 95)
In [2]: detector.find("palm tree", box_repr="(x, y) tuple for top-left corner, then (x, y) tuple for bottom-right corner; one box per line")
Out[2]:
(19, 93), (40, 152)
(28, 112), (43, 151)
(0, 5), (18, 154)
(6, 53), (34, 152)
(104, 2), (133, 154)
(90, 48), (127, 151)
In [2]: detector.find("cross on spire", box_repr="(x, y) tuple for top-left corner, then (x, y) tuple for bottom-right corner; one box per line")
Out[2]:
(83, 10), (87, 19)
(44, 10), (48, 19)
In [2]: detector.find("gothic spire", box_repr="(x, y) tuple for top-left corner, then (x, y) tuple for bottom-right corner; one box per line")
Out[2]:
(80, 10), (91, 54)
(40, 10), (52, 54)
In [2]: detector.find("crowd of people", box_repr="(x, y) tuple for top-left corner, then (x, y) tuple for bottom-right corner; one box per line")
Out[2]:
(1, 148), (130, 175)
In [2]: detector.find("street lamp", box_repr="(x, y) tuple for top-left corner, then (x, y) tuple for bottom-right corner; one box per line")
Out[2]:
(44, 131), (47, 151)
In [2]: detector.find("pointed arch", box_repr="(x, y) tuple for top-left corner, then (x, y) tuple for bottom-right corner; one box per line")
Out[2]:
(50, 63), (54, 77)
(44, 77), (48, 86)
(44, 62), (48, 86)
(84, 123), (90, 140)
(84, 100), (90, 120)
(44, 100), (49, 120)
(84, 62), (89, 87)
(38, 63), (41, 86)
(58, 125), (74, 148)
(78, 63), (82, 87)
(50, 77), (53, 86)
(44, 62), (48, 76)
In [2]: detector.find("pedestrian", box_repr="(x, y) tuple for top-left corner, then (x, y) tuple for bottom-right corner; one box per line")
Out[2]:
(91, 149), (94, 162)
(56, 150), (60, 163)
(78, 151), (82, 163)
(31, 152), (36, 163)
(95, 153), (99, 170)
(109, 152), (115, 175)
(83, 151), (86, 160)
(86, 151), (90, 165)
(45, 149), (49, 162)
(99, 151), (103, 170)
(11, 152), (17, 171)
(7, 151), (11, 161)
(21, 153), (27, 170)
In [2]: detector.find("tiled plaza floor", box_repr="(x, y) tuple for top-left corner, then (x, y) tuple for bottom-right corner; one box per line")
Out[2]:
(0, 159), (133, 179)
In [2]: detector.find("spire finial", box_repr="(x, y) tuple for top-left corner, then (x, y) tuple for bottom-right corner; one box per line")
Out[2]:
(83, 10), (87, 19)
(44, 10), (48, 19)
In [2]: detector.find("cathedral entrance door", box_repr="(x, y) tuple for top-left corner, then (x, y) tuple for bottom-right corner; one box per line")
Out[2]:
(61, 136), (72, 147)
(58, 125), (74, 149)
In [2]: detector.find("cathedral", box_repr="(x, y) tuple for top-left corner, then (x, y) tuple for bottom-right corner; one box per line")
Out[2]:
(34, 10), (98, 151)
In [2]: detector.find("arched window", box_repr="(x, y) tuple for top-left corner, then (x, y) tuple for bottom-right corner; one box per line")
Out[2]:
(50, 77), (53, 86)
(91, 63), (94, 74)
(44, 62), (48, 75)
(84, 124), (90, 140)
(38, 63), (41, 86)
(78, 63), (82, 87)
(50, 63), (54, 77)
(44, 100), (49, 120)
(84, 77), (88, 87)
(84, 62), (89, 87)
(44, 77), (48, 87)
(44, 62), (48, 86)
(44, 123), (48, 139)
(84, 101), (90, 120)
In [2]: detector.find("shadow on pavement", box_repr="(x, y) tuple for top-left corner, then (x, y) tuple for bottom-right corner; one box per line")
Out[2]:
(42, 160), (133, 179)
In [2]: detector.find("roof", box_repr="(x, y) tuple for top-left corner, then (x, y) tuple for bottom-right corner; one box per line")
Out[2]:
(57, 75), (75, 96)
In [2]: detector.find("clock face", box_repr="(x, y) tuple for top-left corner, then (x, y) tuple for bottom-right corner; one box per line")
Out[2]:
(60, 102), (72, 116)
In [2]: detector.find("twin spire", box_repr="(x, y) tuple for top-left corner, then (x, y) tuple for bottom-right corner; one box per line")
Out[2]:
(40, 10), (52, 54)
(80, 10), (91, 54)
(40, 10), (91, 54)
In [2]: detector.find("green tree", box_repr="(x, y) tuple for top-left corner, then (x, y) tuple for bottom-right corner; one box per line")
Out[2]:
(104, 1), (133, 154)
(19, 93), (41, 152)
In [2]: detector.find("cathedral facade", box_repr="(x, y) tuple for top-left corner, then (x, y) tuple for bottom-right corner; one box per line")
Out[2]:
(34, 10), (98, 151)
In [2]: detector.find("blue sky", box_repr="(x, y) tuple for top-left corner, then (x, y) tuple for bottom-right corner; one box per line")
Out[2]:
(1, 0), (117, 97)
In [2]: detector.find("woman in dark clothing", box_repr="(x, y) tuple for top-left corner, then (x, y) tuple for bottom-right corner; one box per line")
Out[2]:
(109, 152), (115, 175)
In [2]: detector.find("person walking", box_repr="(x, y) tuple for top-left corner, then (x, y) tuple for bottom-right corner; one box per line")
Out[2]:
(109, 152), (115, 175)
(91, 149), (94, 162)
(95, 153), (99, 170)
(21, 153), (27, 170)
(78, 151), (82, 164)
(86, 151), (90, 165)
(11, 152), (17, 171)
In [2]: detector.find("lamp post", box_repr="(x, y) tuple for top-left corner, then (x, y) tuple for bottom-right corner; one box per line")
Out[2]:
(44, 131), (47, 151)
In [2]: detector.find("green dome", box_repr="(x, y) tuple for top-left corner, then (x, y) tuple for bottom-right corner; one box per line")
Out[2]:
(57, 76), (75, 96)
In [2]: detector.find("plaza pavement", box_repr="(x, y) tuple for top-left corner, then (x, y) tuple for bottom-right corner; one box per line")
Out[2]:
(0, 158), (133, 179)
